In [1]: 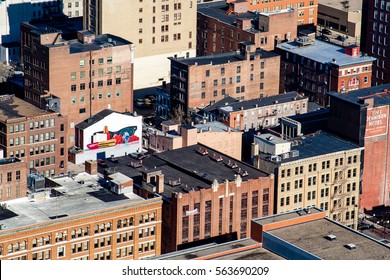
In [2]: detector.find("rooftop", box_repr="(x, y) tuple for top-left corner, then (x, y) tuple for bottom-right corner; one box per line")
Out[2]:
(277, 39), (375, 67)
(103, 144), (270, 199)
(319, 0), (362, 12)
(75, 109), (138, 130)
(193, 121), (241, 133)
(0, 95), (55, 122)
(269, 218), (390, 260)
(153, 238), (284, 260)
(327, 84), (390, 107)
(198, 2), (258, 33)
(0, 157), (22, 166)
(170, 48), (278, 66)
(261, 131), (362, 164)
(0, 172), (147, 234)
(210, 92), (306, 113)
(67, 34), (132, 54)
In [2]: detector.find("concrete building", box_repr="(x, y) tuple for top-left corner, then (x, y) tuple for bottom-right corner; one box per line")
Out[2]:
(197, 1), (298, 55)
(202, 92), (308, 130)
(318, 0), (362, 38)
(327, 85), (390, 211)
(229, 0), (318, 27)
(70, 109), (143, 164)
(83, 0), (197, 90)
(170, 42), (281, 117)
(0, 172), (162, 260)
(145, 121), (243, 160)
(0, 95), (68, 176)
(252, 131), (364, 229)
(0, 0), (60, 64)
(20, 26), (134, 146)
(154, 207), (390, 260)
(0, 157), (27, 202)
(276, 36), (375, 105)
(62, 0), (83, 18)
(361, 0), (390, 86)
(99, 143), (275, 253)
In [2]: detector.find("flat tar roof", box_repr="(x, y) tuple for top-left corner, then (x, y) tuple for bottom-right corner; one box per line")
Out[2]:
(103, 144), (270, 199)
(153, 238), (284, 260)
(277, 39), (375, 67)
(171, 49), (278, 66)
(269, 219), (390, 260)
(0, 172), (146, 234)
(215, 92), (306, 113)
(327, 84), (390, 107)
(0, 96), (54, 122)
(262, 131), (362, 164)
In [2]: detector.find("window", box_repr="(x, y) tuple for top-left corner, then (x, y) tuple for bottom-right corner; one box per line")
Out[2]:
(79, 60), (85, 67)
(206, 70), (210, 77)
(71, 85), (76, 92)
(98, 58), (104, 64)
(71, 72), (76, 80)
(116, 78), (121, 85)
(116, 66), (121, 73)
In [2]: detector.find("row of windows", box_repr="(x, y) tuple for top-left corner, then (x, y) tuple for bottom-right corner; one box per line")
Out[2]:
(29, 132), (56, 144)
(0, 185), (22, 200)
(280, 157), (359, 178)
(79, 57), (113, 67)
(0, 171), (21, 184)
(70, 78), (121, 92)
(71, 66), (121, 80)
(71, 91), (121, 104)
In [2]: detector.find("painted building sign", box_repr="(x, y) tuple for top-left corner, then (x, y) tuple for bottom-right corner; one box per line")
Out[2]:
(87, 125), (139, 150)
(365, 106), (389, 138)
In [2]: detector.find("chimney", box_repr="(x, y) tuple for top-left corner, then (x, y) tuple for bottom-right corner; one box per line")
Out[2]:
(85, 160), (98, 175)
(156, 173), (165, 194)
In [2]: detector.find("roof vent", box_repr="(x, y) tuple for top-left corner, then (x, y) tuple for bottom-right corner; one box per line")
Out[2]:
(345, 243), (356, 250)
(325, 234), (337, 241)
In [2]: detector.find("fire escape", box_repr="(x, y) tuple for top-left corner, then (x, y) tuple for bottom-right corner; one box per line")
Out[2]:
(328, 165), (349, 224)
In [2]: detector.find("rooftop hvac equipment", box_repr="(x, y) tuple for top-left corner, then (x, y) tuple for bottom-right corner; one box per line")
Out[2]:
(325, 234), (337, 241)
(345, 243), (356, 250)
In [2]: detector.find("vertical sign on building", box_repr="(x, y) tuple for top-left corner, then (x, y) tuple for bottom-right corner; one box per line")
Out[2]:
(365, 106), (389, 138)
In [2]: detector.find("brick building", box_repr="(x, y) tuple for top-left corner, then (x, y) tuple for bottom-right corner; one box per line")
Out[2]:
(100, 143), (274, 254)
(202, 91), (308, 130)
(84, 0), (197, 90)
(0, 157), (27, 202)
(170, 42), (281, 117)
(252, 131), (363, 229)
(197, 1), (298, 55)
(229, 0), (318, 27)
(0, 95), (68, 176)
(0, 172), (162, 260)
(222, 0), (318, 26)
(145, 121), (243, 160)
(276, 35), (375, 105)
(156, 207), (390, 260)
(327, 85), (390, 211)
(361, 0), (390, 86)
(20, 25), (134, 146)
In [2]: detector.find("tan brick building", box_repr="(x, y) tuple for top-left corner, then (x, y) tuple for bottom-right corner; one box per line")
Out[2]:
(0, 95), (68, 176)
(253, 131), (363, 229)
(197, 1), (298, 55)
(146, 121), (243, 160)
(84, 0), (197, 90)
(0, 157), (27, 202)
(0, 172), (162, 260)
(170, 42), (281, 117)
(21, 25), (134, 146)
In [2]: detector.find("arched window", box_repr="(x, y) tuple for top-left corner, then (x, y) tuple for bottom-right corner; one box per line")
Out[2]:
(145, 214), (149, 223)
(45, 236), (50, 245)
(14, 243), (20, 252)
(123, 218), (128, 227)
(38, 237), (44, 246)
(150, 212), (156, 221)
(32, 238), (37, 248)
(129, 217), (134, 226)
(20, 241), (26, 250)
(71, 230), (76, 239)
(117, 219), (122, 228)
(7, 244), (13, 253)
(139, 215), (144, 224)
